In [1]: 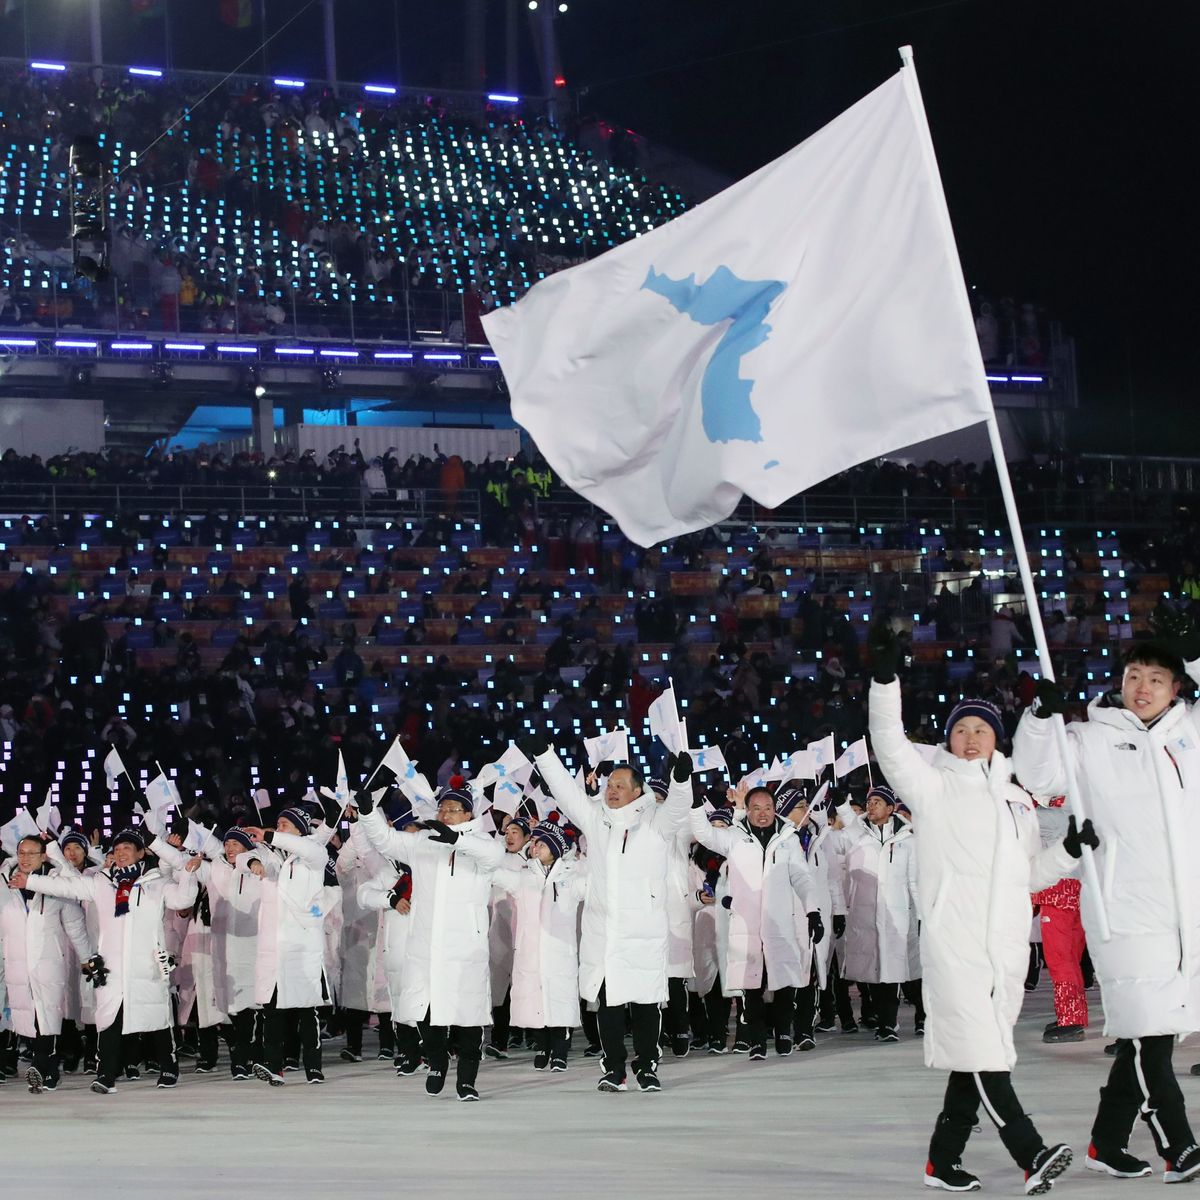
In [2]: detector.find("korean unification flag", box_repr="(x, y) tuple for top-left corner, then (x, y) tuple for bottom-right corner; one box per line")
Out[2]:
(104, 746), (129, 785)
(648, 686), (685, 755)
(686, 745), (728, 776)
(483, 65), (994, 546)
(584, 728), (630, 768)
(834, 737), (870, 779)
(810, 735), (836, 774)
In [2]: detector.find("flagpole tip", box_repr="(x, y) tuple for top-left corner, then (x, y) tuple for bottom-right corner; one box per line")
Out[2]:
(898, 44), (914, 65)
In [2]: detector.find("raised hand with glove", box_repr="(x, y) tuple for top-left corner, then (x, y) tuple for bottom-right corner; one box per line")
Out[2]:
(1031, 677), (1067, 719)
(1062, 814), (1099, 858)
(517, 732), (550, 761)
(672, 751), (693, 783)
(351, 788), (375, 815)
(1150, 605), (1200, 665)
(868, 621), (904, 684)
(425, 820), (460, 846)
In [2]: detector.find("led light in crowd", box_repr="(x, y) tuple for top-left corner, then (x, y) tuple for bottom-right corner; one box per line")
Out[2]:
(487, 93), (520, 104)
(319, 348), (358, 358)
(216, 345), (258, 354)
(110, 342), (154, 351)
(129, 67), (164, 78)
(364, 84), (397, 95)
(276, 346), (315, 356)
(164, 342), (206, 351)
(424, 353), (462, 361)
(0, 338), (37, 348)
(30, 61), (67, 72)
(274, 78), (305, 89)
(54, 339), (97, 349)
(374, 351), (414, 360)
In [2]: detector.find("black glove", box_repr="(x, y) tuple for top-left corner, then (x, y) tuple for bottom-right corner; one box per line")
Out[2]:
(1032, 678), (1066, 719)
(832, 915), (846, 939)
(807, 911), (825, 945)
(868, 622), (903, 684)
(518, 733), (550, 760)
(672, 751), (693, 783)
(425, 820), (460, 845)
(594, 760), (615, 778)
(1063, 814), (1099, 859)
(353, 788), (375, 816)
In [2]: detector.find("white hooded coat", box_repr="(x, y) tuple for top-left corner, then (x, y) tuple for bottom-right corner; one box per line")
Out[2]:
(0, 862), (92, 1037)
(21, 841), (198, 1034)
(359, 807), (503, 1026)
(358, 866), (413, 1015)
(534, 749), (691, 1006)
(688, 809), (818, 991)
(490, 855), (587, 1028)
(336, 823), (388, 1013)
(871, 678), (1076, 1071)
(793, 816), (846, 989)
(1013, 673), (1200, 1040)
(249, 829), (334, 1010)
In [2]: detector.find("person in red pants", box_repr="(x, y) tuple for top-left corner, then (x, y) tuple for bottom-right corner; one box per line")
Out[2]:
(1033, 796), (1088, 1043)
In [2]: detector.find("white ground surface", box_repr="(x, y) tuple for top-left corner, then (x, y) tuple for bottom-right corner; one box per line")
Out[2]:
(4, 989), (1197, 1198)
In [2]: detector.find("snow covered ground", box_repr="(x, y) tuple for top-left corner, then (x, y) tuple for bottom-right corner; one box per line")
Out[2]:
(4, 989), (1196, 1198)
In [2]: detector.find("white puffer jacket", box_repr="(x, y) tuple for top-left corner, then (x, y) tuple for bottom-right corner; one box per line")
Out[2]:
(534, 749), (691, 1006)
(360, 808), (503, 1026)
(43, 840), (103, 1026)
(358, 865), (413, 1015)
(21, 842), (198, 1034)
(249, 830), (335, 1010)
(793, 817), (846, 989)
(336, 823), (388, 1013)
(0, 862), (93, 1037)
(871, 678), (1076, 1071)
(689, 809), (817, 991)
(191, 854), (260, 1016)
(665, 829), (696, 978)
(490, 856), (587, 1028)
(1013, 678), (1200, 1039)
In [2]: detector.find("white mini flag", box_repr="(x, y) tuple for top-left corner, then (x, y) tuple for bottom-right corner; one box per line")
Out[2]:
(686, 745), (728, 776)
(0, 808), (38, 855)
(483, 65), (994, 546)
(777, 748), (816, 781)
(739, 767), (767, 790)
(584, 728), (630, 768)
(489, 777), (525, 818)
(34, 789), (61, 835)
(474, 745), (533, 792)
(834, 737), (870, 778)
(144, 770), (180, 816)
(648, 685), (685, 755)
(373, 735), (412, 784)
(184, 822), (212, 855)
(319, 750), (352, 818)
(810, 735), (836, 773)
(808, 781), (832, 826)
(104, 746), (128, 785)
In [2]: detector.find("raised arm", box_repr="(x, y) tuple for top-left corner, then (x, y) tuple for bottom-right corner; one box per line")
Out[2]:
(651, 761), (693, 839)
(1011, 709), (1073, 800)
(22, 871), (94, 904)
(526, 743), (598, 840)
(150, 835), (189, 871)
(446, 827), (504, 872)
(269, 829), (330, 871)
(162, 868), (199, 911)
(359, 807), (423, 861)
(868, 678), (946, 813)
(688, 806), (738, 857)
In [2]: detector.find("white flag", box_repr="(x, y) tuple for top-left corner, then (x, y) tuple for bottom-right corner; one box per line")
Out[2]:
(145, 770), (180, 816)
(584, 728), (629, 768)
(474, 745), (533, 792)
(810, 734), (836, 773)
(483, 65), (994, 546)
(739, 766), (766, 790)
(686, 745), (727, 775)
(34, 789), (61, 835)
(778, 748), (816, 781)
(648, 685), (685, 755)
(319, 749), (352, 817)
(489, 776), (525, 818)
(0, 808), (38, 855)
(104, 746), (128, 785)
(373, 735), (412, 784)
(834, 737), (870, 778)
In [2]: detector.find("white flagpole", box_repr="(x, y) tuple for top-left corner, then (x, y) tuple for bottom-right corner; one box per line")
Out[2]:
(897, 45), (1110, 942)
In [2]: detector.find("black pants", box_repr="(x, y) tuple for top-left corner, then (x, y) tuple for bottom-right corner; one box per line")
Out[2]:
(902, 979), (926, 1027)
(535, 1026), (571, 1058)
(30, 1030), (58, 1086)
(662, 977), (690, 1040)
(343, 1008), (368, 1055)
(596, 981), (661, 1077)
(794, 962), (821, 1038)
(931, 1070), (1045, 1171)
(580, 1002), (600, 1049)
(743, 982), (795, 1047)
(97, 1007), (177, 1086)
(491, 988), (511, 1050)
(229, 1008), (256, 1075)
(1092, 1035), (1195, 1159)
(703, 981), (732, 1047)
(819, 951), (856, 1027)
(394, 1021), (420, 1064)
(866, 982), (901, 1032)
(417, 1010), (483, 1088)
(197, 1024), (219, 1068)
(262, 990), (321, 1076)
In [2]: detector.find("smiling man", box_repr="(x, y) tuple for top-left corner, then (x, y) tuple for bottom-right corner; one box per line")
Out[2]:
(1014, 639), (1200, 1184)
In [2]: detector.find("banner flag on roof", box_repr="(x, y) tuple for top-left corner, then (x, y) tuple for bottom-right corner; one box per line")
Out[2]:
(483, 65), (994, 547)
